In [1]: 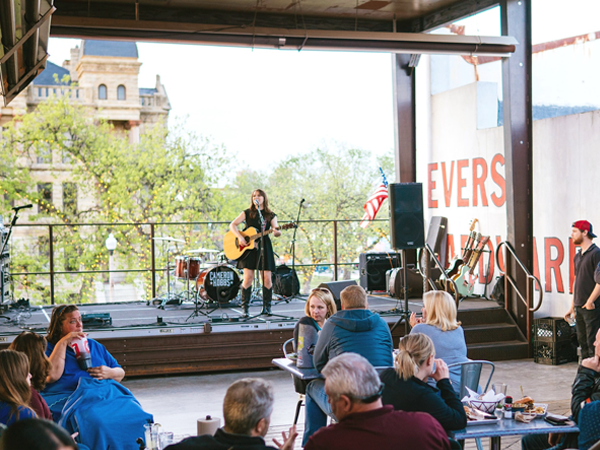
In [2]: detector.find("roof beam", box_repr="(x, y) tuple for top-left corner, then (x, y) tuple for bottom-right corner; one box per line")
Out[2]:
(414, 0), (500, 32)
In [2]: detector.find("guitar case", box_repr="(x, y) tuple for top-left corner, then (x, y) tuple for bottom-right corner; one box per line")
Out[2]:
(272, 264), (300, 297)
(386, 267), (424, 299)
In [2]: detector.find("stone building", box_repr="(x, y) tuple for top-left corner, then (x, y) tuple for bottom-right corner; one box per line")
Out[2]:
(0, 39), (170, 218)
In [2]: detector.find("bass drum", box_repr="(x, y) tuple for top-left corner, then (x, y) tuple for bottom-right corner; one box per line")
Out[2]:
(196, 265), (240, 303)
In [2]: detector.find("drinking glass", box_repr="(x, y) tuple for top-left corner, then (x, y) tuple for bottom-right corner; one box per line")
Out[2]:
(493, 383), (508, 396)
(158, 431), (174, 450)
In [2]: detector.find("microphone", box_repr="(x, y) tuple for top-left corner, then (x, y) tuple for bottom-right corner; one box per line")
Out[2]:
(254, 199), (260, 207)
(300, 198), (305, 204)
(12, 204), (33, 211)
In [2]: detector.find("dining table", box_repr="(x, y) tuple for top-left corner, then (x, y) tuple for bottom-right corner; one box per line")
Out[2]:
(272, 357), (322, 380)
(452, 414), (579, 450)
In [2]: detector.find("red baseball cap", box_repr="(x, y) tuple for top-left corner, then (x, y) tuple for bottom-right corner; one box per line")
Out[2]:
(573, 220), (597, 238)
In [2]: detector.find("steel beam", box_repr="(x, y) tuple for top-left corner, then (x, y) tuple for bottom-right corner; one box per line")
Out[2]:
(392, 54), (416, 183)
(501, 0), (533, 344)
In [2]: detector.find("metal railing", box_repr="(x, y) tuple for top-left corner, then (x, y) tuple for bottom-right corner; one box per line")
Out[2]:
(4, 218), (389, 305)
(420, 243), (460, 306)
(495, 241), (543, 346)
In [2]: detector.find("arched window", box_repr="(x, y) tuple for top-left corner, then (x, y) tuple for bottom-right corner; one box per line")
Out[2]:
(117, 85), (126, 101)
(98, 84), (107, 100)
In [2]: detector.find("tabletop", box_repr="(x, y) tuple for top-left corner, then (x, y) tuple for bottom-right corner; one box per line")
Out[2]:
(453, 416), (579, 440)
(272, 357), (322, 380)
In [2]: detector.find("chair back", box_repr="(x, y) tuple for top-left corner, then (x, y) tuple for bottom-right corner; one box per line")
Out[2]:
(447, 360), (495, 399)
(283, 338), (295, 359)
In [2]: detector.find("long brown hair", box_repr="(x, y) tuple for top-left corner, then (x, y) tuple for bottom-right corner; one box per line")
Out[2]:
(247, 189), (274, 222)
(0, 350), (35, 420)
(9, 332), (52, 391)
(46, 304), (79, 345)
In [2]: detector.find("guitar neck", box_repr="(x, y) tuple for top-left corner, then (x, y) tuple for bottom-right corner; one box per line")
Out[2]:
(247, 228), (275, 242)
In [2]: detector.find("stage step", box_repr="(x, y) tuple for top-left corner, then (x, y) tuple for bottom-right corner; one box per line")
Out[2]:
(459, 307), (529, 361)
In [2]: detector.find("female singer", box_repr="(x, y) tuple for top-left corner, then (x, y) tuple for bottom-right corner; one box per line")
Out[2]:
(229, 189), (281, 316)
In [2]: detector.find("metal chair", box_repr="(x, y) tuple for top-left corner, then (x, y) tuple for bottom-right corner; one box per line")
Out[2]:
(283, 338), (307, 425)
(448, 360), (495, 450)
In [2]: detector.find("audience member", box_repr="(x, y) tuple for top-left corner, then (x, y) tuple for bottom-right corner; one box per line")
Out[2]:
(0, 350), (36, 425)
(0, 418), (78, 450)
(565, 220), (600, 359)
(304, 353), (450, 450)
(409, 290), (469, 392)
(292, 288), (336, 393)
(381, 333), (467, 431)
(521, 328), (600, 450)
(166, 378), (297, 450)
(41, 304), (152, 450)
(303, 285), (393, 445)
(9, 332), (52, 419)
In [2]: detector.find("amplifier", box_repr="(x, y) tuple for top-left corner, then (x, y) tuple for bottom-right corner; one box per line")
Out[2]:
(359, 253), (401, 292)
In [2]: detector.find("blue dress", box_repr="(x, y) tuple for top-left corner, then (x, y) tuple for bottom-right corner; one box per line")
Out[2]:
(0, 402), (35, 425)
(41, 337), (121, 420)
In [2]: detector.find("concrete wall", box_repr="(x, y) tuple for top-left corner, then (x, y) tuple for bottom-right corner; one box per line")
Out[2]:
(417, 76), (600, 318)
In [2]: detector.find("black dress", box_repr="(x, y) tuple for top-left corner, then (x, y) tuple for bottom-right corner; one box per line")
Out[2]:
(236, 208), (277, 271)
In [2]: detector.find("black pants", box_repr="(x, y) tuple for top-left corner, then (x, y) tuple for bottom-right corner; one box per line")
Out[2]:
(576, 306), (600, 359)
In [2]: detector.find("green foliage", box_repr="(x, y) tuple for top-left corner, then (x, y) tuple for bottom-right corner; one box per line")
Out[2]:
(0, 96), (231, 304)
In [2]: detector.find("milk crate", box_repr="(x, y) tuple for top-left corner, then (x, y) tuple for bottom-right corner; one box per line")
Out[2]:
(534, 340), (577, 365)
(533, 317), (573, 342)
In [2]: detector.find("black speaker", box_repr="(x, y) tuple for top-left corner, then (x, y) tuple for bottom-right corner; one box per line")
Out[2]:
(359, 253), (401, 292)
(389, 183), (425, 250)
(317, 280), (358, 311)
(272, 264), (300, 297)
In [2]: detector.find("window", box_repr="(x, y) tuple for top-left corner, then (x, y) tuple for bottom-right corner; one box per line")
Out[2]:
(98, 84), (107, 100)
(117, 85), (126, 100)
(37, 183), (53, 213)
(63, 182), (77, 216)
(36, 144), (51, 164)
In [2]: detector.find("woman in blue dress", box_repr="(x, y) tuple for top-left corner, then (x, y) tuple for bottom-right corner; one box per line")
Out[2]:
(0, 350), (36, 425)
(230, 189), (281, 316)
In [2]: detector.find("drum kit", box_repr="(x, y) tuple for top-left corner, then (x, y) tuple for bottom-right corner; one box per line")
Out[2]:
(151, 237), (241, 319)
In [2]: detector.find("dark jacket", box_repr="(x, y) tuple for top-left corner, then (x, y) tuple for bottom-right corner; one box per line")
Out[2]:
(380, 369), (467, 431)
(165, 428), (277, 450)
(571, 366), (600, 423)
(313, 309), (393, 372)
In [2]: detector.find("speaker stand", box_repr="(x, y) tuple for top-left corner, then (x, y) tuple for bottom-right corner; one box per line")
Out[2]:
(388, 249), (410, 335)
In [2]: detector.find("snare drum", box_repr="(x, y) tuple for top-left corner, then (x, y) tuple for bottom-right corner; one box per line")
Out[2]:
(174, 256), (202, 280)
(195, 265), (240, 303)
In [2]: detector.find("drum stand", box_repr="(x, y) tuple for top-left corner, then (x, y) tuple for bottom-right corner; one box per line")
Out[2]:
(153, 245), (183, 309)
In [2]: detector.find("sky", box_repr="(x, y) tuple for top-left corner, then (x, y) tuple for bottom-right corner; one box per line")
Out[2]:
(45, 0), (600, 174)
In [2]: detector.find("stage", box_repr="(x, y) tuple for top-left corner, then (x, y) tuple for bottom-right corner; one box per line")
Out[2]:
(0, 292), (502, 376)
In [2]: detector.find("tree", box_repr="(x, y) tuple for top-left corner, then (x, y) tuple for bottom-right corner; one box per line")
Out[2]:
(0, 94), (231, 304)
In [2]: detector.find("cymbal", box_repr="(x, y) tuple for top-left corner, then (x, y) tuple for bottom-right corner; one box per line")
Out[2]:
(186, 248), (220, 254)
(153, 236), (185, 243)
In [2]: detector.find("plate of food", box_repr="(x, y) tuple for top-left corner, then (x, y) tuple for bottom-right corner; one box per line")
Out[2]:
(464, 405), (500, 426)
(513, 397), (548, 419)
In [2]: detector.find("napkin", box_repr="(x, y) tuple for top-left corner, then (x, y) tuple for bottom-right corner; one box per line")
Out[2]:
(461, 387), (506, 403)
(515, 412), (536, 423)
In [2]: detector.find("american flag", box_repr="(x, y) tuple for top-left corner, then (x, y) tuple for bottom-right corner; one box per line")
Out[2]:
(360, 169), (389, 228)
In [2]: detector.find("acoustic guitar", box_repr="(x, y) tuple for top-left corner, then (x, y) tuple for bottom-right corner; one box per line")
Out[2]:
(223, 222), (297, 261)
(446, 219), (479, 278)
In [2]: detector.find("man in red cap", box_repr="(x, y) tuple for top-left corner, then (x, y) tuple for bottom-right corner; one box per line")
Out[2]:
(566, 220), (600, 358)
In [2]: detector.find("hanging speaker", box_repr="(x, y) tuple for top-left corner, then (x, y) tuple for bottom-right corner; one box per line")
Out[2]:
(389, 183), (425, 250)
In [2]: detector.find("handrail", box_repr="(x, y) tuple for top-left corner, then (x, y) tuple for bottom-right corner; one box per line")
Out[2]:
(421, 243), (460, 307)
(495, 241), (543, 312)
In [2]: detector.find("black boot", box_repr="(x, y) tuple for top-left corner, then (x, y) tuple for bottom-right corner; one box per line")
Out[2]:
(241, 286), (252, 317)
(262, 287), (273, 316)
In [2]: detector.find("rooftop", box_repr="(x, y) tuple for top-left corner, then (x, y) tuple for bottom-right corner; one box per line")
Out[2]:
(82, 39), (138, 58)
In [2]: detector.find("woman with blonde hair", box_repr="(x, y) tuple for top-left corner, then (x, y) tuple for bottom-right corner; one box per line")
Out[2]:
(0, 349), (36, 425)
(409, 290), (468, 391)
(380, 333), (466, 432)
(8, 332), (52, 419)
(292, 288), (337, 392)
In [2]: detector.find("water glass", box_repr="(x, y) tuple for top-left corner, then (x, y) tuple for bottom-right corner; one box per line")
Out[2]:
(158, 431), (174, 450)
(493, 383), (508, 396)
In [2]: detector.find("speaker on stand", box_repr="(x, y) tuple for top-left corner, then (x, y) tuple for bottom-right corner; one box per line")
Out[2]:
(387, 183), (425, 334)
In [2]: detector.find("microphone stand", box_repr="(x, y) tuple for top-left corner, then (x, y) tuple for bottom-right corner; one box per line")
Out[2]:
(1, 205), (33, 308)
(281, 198), (303, 302)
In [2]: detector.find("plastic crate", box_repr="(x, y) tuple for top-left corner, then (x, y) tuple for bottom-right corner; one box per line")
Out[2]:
(533, 317), (573, 342)
(534, 340), (577, 365)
